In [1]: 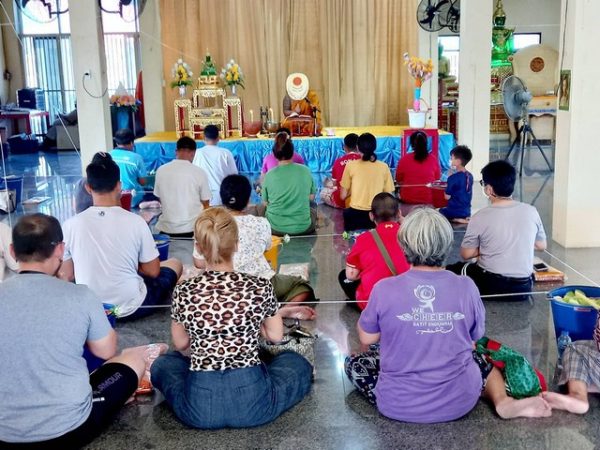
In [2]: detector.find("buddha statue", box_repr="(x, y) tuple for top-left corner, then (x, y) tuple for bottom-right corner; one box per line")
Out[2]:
(199, 52), (219, 85)
(491, 0), (514, 67)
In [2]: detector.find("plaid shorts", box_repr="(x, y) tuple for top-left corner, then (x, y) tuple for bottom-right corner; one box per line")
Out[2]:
(558, 340), (600, 387)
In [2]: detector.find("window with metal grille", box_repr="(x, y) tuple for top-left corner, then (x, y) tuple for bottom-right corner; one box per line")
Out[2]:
(16, 3), (140, 123)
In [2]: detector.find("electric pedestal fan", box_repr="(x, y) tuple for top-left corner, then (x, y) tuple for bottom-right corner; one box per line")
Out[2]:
(502, 75), (554, 176)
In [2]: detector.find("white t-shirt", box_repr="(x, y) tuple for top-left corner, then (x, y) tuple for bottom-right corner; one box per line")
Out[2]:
(154, 159), (211, 234)
(192, 144), (238, 206)
(0, 222), (18, 281)
(63, 206), (159, 317)
(193, 214), (275, 280)
(461, 201), (546, 278)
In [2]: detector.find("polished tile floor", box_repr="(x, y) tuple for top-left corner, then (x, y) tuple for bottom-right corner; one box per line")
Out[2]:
(2, 142), (600, 450)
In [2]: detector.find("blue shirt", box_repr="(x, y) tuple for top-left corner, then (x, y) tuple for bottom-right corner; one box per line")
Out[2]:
(111, 148), (147, 206)
(444, 171), (473, 218)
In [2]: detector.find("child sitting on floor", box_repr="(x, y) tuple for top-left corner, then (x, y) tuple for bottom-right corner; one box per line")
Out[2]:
(440, 145), (473, 223)
(320, 133), (361, 208)
(338, 192), (410, 310)
(542, 320), (600, 414)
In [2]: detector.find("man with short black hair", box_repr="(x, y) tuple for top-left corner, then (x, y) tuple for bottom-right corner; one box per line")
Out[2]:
(192, 125), (238, 206)
(111, 128), (149, 207)
(338, 192), (410, 310)
(61, 153), (183, 319)
(154, 137), (211, 237)
(0, 213), (167, 448)
(446, 160), (547, 300)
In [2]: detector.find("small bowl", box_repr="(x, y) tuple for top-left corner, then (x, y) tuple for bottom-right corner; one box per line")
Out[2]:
(266, 121), (280, 133)
(244, 120), (262, 138)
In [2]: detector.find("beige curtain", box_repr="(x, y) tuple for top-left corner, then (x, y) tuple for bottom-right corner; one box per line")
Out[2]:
(159, 0), (417, 131)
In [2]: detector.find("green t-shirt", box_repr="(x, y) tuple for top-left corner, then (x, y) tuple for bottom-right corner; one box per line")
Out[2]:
(262, 163), (316, 234)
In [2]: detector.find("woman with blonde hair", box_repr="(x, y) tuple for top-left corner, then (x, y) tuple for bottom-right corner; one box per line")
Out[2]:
(151, 208), (312, 429)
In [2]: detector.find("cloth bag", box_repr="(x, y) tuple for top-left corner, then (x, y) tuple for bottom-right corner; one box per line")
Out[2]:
(475, 337), (547, 399)
(260, 320), (317, 367)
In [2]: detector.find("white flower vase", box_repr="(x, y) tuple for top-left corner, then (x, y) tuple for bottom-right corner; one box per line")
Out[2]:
(230, 84), (237, 97)
(178, 85), (187, 98)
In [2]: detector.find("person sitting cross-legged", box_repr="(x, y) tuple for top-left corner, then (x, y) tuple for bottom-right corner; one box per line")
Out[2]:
(340, 133), (395, 231)
(154, 136), (211, 237)
(151, 207), (313, 429)
(110, 128), (151, 208)
(320, 133), (361, 208)
(543, 326), (600, 415)
(192, 124), (238, 206)
(446, 160), (546, 301)
(194, 174), (317, 320)
(344, 208), (552, 423)
(0, 213), (168, 448)
(338, 193), (410, 310)
(60, 152), (182, 320)
(261, 132), (317, 236)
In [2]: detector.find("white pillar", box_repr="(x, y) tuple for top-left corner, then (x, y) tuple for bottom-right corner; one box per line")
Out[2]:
(552, 0), (600, 247)
(139, 0), (165, 133)
(69, 0), (112, 171)
(457, 0), (493, 176)
(418, 28), (439, 127)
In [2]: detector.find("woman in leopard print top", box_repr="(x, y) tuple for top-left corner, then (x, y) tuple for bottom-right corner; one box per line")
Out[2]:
(151, 208), (313, 429)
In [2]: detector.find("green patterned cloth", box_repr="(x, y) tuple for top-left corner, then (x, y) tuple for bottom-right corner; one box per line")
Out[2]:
(475, 337), (543, 399)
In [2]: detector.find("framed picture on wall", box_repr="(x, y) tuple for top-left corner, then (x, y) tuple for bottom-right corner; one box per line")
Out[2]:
(559, 70), (571, 111)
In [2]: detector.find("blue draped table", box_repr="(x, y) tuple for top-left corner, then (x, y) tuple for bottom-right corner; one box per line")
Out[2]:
(135, 127), (455, 177)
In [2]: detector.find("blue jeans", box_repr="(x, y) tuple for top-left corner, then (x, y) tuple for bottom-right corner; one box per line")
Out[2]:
(151, 350), (312, 429)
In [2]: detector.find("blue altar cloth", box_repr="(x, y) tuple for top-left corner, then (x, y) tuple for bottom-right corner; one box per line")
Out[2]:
(135, 131), (455, 177)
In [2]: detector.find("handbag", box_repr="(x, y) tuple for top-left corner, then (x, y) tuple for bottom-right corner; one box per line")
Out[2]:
(475, 337), (547, 399)
(260, 319), (317, 367)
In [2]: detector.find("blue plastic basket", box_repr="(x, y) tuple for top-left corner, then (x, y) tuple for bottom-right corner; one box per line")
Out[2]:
(548, 286), (600, 342)
(153, 234), (170, 261)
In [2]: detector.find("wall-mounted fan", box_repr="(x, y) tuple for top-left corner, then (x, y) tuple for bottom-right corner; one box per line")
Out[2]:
(98, 0), (146, 22)
(16, 0), (68, 24)
(416, 0), (460, 34)
(502, 75), (553, 176)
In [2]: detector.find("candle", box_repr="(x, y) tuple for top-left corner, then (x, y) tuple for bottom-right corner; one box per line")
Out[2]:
(269, 108), (274, 122)
(250, 109), (254, 122)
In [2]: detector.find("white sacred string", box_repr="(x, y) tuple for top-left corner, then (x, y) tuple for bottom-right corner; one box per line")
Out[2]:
(132, 291), (550, 309)
(543, 249), (600, 288)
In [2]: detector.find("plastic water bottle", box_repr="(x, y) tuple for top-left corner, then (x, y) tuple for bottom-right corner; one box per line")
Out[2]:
(557, 330), (572, 367)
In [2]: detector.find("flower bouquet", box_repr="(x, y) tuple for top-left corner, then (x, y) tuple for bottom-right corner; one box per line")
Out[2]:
(109, 93), (139, 111)
(170, 59), (194, 95)
(220, 59), (244, 95)
(403, 53), (434, 112)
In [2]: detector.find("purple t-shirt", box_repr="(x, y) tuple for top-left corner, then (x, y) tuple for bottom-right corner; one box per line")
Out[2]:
(359, 269), (486, 423)
(261, 152), (305, 174)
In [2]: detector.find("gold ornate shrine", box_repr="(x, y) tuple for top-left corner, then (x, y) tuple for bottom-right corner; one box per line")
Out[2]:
(174, 83), (243, 139)
(173, 52), (244, 139)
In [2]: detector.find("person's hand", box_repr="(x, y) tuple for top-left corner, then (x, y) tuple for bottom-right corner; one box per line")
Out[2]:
(294, 104), (301, 113)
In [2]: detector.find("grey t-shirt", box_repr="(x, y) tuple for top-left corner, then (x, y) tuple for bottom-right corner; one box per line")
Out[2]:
(0, 274), (111, 443)
(461, 202), (546, 278)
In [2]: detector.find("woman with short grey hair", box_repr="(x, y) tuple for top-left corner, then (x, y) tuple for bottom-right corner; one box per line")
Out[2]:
(344, 208), (552, 423)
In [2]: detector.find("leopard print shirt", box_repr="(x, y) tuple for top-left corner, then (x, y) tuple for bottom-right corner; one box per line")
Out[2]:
(172, 270), (278, 371)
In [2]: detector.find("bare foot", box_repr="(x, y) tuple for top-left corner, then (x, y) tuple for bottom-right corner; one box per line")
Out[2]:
(495, 395), (552, 419)
(279, 305), (317, 321)
(543, 391), (589, 414)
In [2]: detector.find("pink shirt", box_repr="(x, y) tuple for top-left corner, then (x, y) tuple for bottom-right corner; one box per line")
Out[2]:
(331, 153), (361, 207)
(261, 152), (305, 174)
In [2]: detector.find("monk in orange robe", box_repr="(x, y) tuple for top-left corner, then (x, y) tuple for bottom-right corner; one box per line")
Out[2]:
(282, 73), (322, 136)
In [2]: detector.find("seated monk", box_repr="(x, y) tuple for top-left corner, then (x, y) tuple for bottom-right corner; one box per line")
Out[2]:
(282, 73), (322, 136)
